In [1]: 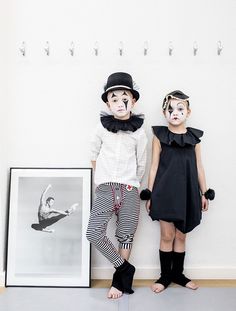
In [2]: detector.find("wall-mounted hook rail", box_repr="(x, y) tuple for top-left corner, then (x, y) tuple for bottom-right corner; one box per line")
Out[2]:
(16, 40), (227, 58)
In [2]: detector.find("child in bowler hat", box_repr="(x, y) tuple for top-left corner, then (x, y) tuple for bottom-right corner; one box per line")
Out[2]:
(86, 72), (147, 299)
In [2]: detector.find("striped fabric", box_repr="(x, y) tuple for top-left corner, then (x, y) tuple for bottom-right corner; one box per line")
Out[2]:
(86, 183), (140, 267)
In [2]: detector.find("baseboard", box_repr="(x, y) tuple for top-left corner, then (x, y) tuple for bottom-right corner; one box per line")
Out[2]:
(0, 271), (5, 287)
(1, 268), (235, 286)
(92, 266), (236, 280)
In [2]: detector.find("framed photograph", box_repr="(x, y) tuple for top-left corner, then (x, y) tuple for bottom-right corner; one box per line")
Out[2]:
(6, 167), (92, 287)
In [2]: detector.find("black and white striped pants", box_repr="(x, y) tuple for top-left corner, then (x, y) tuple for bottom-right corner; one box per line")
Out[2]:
(86, 183), (140, 267)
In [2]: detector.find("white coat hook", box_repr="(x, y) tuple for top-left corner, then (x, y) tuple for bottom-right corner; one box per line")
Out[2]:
(69, 41), (75, 56)
(94, 41), (99, 56)
(217, 41), (223, 55)
(193, 41), (198, 56)
(19, 41), (26, 56)
(44, 41), (50, 56)
(144, 41), (148, 56)
(169, 41), (173, 56)
(119, 41), (123, 56)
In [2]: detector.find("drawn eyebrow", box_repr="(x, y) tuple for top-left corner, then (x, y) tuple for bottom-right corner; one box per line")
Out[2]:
(177, 101), (186, 106)
(123, 91), (128, 96)
(111, 93), (117, 98)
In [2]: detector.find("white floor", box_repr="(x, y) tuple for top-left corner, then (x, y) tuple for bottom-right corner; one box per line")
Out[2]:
(0, 287), (236, 311)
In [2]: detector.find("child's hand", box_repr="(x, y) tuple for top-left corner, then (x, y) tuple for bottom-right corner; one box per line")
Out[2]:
(201, 196), (209, 211)
(146, 200), (151, 214)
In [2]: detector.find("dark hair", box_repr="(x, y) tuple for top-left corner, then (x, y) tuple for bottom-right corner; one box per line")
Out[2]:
(46, 197), (54, 203)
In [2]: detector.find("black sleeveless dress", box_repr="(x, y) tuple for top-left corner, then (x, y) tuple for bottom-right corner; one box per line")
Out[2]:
(150, 126), (203, 233)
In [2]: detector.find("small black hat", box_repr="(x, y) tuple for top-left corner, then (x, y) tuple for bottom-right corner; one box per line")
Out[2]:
(162, 90), (189, 110)
(101, 72), (140, 102)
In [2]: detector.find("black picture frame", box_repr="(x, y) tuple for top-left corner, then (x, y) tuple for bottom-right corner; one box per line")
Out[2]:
(5, 167), (92, 287)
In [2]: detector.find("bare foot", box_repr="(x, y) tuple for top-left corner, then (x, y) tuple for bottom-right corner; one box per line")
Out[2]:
(42, 228), (55, 233)
(107, 286), (123, 299)
(185, 281), (198, 290)
(151, 282), (165, 293)
(66, 203), (78, 215)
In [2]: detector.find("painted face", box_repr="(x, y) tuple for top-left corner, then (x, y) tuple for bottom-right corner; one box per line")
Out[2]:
(107, 90), (135, 120)
(164, 99), (189, 125)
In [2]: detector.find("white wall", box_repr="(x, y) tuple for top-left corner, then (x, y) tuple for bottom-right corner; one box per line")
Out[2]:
(1, 0), (236, 283)
(0, 0), (11, 285)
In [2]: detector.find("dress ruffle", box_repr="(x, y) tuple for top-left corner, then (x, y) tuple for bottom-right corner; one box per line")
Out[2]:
(152, 126), (203, 147)
(100, 112), (144, 133)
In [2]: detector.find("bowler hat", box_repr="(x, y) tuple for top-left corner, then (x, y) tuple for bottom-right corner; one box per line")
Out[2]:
(163, 90), (189, 110)
(101, 72), (140, 102)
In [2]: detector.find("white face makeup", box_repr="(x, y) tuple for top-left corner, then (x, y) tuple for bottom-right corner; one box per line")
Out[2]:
(164, 99), (189, 126)
(107, 90), (135, 120)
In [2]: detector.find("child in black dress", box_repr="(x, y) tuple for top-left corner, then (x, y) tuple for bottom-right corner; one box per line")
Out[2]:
(141, 90), (214, 293)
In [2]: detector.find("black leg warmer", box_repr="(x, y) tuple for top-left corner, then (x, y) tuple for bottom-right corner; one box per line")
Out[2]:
(171, 251), (191, 286)
(111, 269), (123, 292)
(155, 250), (173, 288)
(114, 260), (135, 294)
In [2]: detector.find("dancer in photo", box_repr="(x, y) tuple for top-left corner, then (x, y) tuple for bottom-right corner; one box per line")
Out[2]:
(141, 90), (214, 293)
(31, 184), (78, 233)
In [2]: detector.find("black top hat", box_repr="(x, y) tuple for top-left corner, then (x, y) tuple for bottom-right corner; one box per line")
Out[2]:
(101, 72), (140, 102)
(162, 90), (189, 110)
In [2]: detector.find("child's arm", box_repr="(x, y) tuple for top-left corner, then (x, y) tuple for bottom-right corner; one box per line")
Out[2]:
(91, 161), (96, 170)
(90, 125), (103, 170)
(195, 143), (209, 211)
(146, 136), (161, 212)
(136, 129), (148, 183)
(147, 136), (161, 191)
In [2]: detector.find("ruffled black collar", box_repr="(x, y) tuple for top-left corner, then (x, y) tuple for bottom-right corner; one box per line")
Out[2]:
(100, 113), (144, 133)
(152, 126), (203, 147)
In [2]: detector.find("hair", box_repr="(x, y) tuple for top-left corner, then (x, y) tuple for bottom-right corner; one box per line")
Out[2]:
(46, 197), (54, 203)
(162, 95), (190, 111)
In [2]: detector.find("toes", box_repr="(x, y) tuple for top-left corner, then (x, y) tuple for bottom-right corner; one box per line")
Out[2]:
(154, 288), (165, 293)
(107, 287), (123, 299)
(109, 293), (122, 299)
(185, 281), (198, 290)
(151, 283), (165, 293)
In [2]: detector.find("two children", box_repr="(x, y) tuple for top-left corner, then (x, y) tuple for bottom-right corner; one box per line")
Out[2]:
(87, 73), (214, 299)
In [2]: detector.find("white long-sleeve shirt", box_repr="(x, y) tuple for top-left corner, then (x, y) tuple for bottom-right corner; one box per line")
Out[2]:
(91, 123), (147, 188)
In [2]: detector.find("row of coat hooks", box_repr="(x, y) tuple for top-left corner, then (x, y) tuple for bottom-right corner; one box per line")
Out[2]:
(19, 40), (224, 57)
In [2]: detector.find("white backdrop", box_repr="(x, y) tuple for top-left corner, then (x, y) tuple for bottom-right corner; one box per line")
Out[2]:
(1, 0), (236, 284)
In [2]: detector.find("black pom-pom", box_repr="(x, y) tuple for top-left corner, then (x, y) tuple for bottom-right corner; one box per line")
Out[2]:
(204, 188), (215, 201)
(140, 188), (152, 200)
